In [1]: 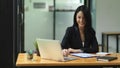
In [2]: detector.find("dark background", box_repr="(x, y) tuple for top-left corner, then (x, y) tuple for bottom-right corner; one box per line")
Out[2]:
(0, 0), (15, 68)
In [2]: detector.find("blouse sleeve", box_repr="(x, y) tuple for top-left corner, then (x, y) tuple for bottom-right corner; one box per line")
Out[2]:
(82, 29), (99, 53)
(61, 27), (72, 49)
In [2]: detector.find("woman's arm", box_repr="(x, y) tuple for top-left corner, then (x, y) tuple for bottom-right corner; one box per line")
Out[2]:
(62, 48), (83, 57)
(82, 29), (99, 53)
(68, 48), (83, 53)
(61, 27), (72, 49)
(83, 36), (99, 53)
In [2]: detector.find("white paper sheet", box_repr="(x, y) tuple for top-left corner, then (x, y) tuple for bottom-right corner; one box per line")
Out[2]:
(71, 53), (96, 58)
(96, 52), (111, 56)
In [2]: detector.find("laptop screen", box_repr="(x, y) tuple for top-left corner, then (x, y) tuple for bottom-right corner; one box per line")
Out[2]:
(36, 39), (65, 61)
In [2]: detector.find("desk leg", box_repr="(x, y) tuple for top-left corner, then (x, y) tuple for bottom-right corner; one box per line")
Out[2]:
(102, 34), (104, 52)
(106, 35), (109, 52)
(116, 35), (119, 53)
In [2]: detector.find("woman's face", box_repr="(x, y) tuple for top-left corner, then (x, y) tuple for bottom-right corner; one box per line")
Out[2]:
(76, 11), (86, 29)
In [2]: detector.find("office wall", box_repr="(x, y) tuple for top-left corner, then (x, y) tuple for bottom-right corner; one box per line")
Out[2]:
(55, 12), (74, 41)
(24, 0), (54, 51)
(95, 0), (120, 52)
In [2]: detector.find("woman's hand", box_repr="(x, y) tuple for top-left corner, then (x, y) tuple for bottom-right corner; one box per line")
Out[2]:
(62, 48), (83, 56)
(62, 49), (70, 57)
(68, 48), (83, 53)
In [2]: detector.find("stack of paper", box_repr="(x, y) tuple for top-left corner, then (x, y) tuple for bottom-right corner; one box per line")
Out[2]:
(96, 52), (111, 56)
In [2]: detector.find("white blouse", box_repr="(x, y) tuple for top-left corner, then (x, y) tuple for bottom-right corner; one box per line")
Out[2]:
(82, 42), (84, 47)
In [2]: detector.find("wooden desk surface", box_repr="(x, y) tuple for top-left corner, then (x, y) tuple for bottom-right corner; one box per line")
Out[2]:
(16, 53), (120, 66)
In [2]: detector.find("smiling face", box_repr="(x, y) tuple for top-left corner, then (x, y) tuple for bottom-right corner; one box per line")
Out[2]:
(76, 11), (86, 30)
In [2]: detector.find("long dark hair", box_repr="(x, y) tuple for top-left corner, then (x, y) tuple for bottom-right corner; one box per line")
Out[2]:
(73, 5), (92, 29)
(73, 5), (95, 37)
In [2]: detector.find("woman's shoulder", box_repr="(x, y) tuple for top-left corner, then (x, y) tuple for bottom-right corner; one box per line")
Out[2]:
(66, 26), (78, 33)
(90, 28), (96, 34)
(66, 26), (77, 31)
(65, 26), (77, 36)
(87, 28), (96, 36)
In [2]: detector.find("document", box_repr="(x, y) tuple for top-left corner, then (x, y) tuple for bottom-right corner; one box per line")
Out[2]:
(71, 53), (96, 58)
(96, 52), (111, 56)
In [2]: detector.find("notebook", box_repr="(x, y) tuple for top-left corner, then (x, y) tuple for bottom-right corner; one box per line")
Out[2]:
(96, 56), (118, 62)
(36, 38), (77, 62)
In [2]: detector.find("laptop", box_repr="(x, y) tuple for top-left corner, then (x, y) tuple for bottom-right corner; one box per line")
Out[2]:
(36, 38), (77, 62)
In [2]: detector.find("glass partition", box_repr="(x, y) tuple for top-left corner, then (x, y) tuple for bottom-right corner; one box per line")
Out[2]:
(19, 0), (85, 51)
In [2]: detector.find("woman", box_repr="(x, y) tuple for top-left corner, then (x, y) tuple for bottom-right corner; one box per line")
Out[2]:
(61, 5), (99, 56)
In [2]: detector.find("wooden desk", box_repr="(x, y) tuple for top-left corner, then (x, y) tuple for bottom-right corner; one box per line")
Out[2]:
(16, 53), (120, 67)
(102, 32), (120, 52)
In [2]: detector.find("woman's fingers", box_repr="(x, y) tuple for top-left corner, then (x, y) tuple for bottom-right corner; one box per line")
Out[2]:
(62, 49), (69, 57)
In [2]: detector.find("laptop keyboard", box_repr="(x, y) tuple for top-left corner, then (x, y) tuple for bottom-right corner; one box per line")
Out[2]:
(64, 57), (77, 61)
